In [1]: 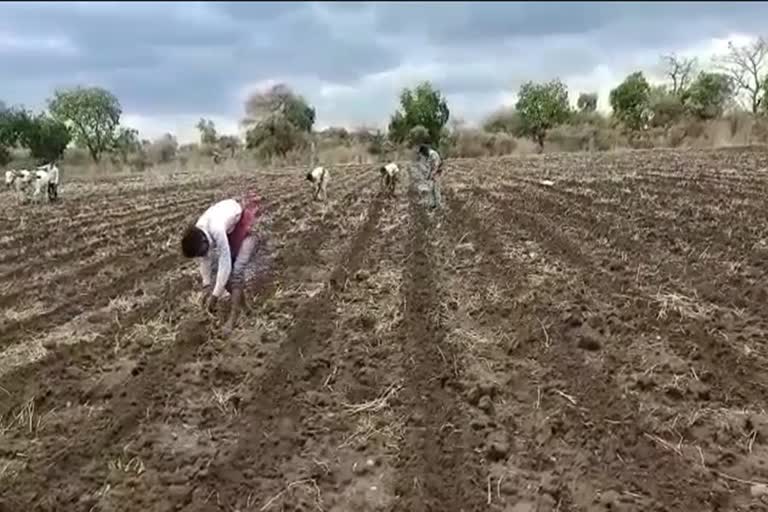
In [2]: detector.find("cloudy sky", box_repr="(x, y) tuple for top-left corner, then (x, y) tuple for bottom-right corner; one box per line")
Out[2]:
(0, 1), (763, 142)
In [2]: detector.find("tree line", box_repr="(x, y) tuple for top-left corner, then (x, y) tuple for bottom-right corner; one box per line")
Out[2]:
(1, 36), (765, 168)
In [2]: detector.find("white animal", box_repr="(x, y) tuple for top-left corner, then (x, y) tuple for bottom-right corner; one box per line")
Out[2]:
(19, 163), (60, 203)
(4, 170), (16, 189)
(379, 162), (400, 197)
(306, 166), (329, 201)
(6, 169), (31, 200)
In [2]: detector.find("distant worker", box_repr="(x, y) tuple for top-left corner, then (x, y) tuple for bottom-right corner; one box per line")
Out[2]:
(379, 162), (400, 197)
(418, 144), (444, 209)
(180, 193), (265, 336)
(306, 165), (329, 202)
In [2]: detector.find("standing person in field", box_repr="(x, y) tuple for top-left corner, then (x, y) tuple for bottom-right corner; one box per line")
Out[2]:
(418, 144), (444, 209)
(180, 193), (265, 336)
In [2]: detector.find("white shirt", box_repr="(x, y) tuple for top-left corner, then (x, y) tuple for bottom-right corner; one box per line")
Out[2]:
(195, 198), (243, 297)
(383, 163), (399, 177)
(426, 149), (442, 175)
(309, 166), (326, 182)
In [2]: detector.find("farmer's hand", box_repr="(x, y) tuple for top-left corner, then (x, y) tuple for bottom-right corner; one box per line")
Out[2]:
(200, 285), (213, 309)
(205, 294), (219, 314)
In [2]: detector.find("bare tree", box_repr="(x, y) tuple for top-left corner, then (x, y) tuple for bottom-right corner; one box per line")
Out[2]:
(661, 53), (697, 95)
(717, 37), (768, 114)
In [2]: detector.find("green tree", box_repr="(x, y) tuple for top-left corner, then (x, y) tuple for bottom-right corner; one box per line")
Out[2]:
(388, 81), (450, 146)
(647, 85), (685, 127)
(515, 79), (571, 150)
(242, 84), (315, 156)
(196, 118), (218, 146)
(0, 107), (25, 147)
(683, 72), (734, 119)
(17, 112), (72, 163)
(48, 86), (121, 162)
(609, 72), (652, 130)
(245, 115), (305, 158)
(0, 106), (30, 166)
(407, 125), (430, 146)
(111, 126), (141, 163)
(243, 83), (315, 132)
(577, 92), (598, 113)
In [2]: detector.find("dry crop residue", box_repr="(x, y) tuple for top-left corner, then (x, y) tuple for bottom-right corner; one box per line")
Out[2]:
(2, 149), (768, 511)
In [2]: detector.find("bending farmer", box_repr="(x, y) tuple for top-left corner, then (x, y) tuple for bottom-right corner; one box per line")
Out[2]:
(180, 193), (264, 336)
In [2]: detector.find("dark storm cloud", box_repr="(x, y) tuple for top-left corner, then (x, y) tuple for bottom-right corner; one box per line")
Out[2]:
(0, 1), (761, 136)
(371, 2), (767, 48)
(0, 1), (398, 115)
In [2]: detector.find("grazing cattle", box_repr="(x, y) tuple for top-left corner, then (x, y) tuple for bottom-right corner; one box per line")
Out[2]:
(4, 170), (16, 190)
(5, 169), (31, 200)
(306, 165), (329, 202)
(379, 162), (400, 197)
(16, 163), (60, 203)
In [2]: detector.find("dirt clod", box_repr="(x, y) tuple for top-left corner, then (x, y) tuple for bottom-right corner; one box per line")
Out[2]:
(478, 395), (494, 414)
(486, 431), (510, 461)
(574, 325), (604, 351)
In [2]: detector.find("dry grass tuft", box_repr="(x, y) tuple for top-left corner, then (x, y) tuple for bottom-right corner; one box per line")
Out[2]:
(1, 397), (46, 437)
(259, 478), (324, 511)
(343, 382), (402, 415)
(108, 456), (146, 476)
(339, 412), (406, 451)
(211, 386), (240, 419)
(653, 290), (717, 321)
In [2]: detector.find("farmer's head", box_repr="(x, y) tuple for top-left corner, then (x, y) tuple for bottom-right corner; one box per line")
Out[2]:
(417, 144), (430, 158)
(180, 226), (210, 258)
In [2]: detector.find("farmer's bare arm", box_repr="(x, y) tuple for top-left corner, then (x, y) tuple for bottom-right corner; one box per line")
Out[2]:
(211, 228), (231, 298)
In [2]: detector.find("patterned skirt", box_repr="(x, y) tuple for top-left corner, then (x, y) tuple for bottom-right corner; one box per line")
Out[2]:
(213, 193), (272, 294)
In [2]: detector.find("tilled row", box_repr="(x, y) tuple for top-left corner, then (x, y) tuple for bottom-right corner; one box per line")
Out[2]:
(461, 182), (760, 509)
(181, 187), (386, 511)
(0, 186), (308, 312)
(0, 170), (367, 415)
(0, 176), (233, 242)
(0, 173), (366, 350)
(0, 176), (369, 509)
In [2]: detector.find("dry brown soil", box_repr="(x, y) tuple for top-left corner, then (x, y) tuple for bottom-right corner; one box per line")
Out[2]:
(2, 149), (768, 511)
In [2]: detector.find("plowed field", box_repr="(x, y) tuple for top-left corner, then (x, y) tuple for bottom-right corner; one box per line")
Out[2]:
(2, 148), (768, 511)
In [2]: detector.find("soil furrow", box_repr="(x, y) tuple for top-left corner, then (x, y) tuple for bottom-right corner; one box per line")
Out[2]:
(0, 188), (308, 307)
(1, 180), (371, 510)
(467, 186), (753, 507)
(390, 187), (484, 511)
(486, 183), (768, 407)
(0, 184), (335, 416)
(185, 192), (384, 511)
(0, 196), (325, 508)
